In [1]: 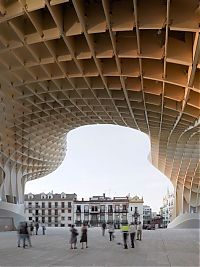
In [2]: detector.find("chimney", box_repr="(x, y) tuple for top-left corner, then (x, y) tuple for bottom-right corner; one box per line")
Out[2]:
(103, 193), (105, 198)
(82, 198), (84, 201)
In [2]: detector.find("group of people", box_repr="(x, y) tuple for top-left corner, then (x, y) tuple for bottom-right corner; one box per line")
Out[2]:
(17, 221), (46, 248)
(105, 221), (142, 249)
(69, 221), (142, 250)
(70, 223), (88, 249)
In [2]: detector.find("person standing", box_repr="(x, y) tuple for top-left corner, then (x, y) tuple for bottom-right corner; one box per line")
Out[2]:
(29, 222), (34, 235)
(121, 223), (129, 249)
(42, 223), (46, 235)
(137, 222), (142, 241)
(80, 223), (88, 249)
(108, 223), (114, 241)
(129, 222), (136, 248)
(35, 222), (39, 235)
(19, 222), (32, 248)
(17, 222), (24, 247)
(70, 225), (78, 249)
(102, 222), (106, 236)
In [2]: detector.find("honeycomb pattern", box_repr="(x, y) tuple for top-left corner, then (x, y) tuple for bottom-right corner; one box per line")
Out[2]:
(0, 0), (199, 216)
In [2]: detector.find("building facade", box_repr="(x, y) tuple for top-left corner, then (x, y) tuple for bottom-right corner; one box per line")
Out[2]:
(128, 196), (144, 225)
(143, 205), (152, 226)
(24, 192), (76, 227)
(74, 194), (129, 227)
(74, 194), (144, 227)
(160, 191), (175, 228)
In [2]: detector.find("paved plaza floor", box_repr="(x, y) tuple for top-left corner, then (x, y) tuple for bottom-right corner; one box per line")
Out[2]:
(0, 227), (199, 266)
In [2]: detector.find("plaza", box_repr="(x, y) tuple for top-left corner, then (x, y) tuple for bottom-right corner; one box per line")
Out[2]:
(0, 228), (199, 266)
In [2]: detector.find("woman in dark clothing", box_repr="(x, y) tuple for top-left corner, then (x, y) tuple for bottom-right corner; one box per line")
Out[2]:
(80, 223), (88, 249)
(70, 225), (78, 249)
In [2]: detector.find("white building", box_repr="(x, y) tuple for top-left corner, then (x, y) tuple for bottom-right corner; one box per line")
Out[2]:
(74, 194), (129, 227)
(143, 205), (152, 226)
(24, 192), (76, 227)
(128, 196), (144, 224)
(160, 190), (175, 228)
(74, 194), (144, 226)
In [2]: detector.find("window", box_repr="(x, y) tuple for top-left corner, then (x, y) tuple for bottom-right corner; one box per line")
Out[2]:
(131, 207), (132, 211)
(28, 202), (32, 207)
(42, 210), (45, 215)
(35, 210), (39, 215)
(48, 202), (51, 208)
(115, 205), (119, 212)
(134, 207), (138, 213)
(100, 205), (105, 212)
(68, 202), (72, 208)
(29, 217), (32, 221)
(61, 194), (65, 199)
(61, 223), (65, 227)
(123, 205), (127, 212)
(84, 205), (89, 212)
(55, 202), (58, 208)
(68, 209), (71, 213)
(28, 209), (32, 213)
(68, 217), (71, 221)
(35, 217), (38, 222)
(55, 210), (58, 215)
(61, 216), (65, 220)
(35, 202), (39, 208)
(61, 209), (65, 213)
(55, 217), (58, 222)
(42, 202), (45, 208)
(48, 217), (51, 223)
(48, 210), (51, 215)
(61, 202), (65, 208)
(42, 217), (45, 223)
(91, 206), (98, 212)
(108, 205), (113, 213)
(55, 224), (58, 227)
(77, 205), (81, 212)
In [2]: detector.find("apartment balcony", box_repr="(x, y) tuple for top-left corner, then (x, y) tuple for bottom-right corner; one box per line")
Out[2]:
(90, 210), (99, 214)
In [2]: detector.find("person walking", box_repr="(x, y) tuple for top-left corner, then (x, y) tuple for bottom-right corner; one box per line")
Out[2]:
(19, 222), (32, 248)
(42, 223), (46, 235)
(108, 223), (114, 241)
(129, 222), (136, 248)
(80, 223), (88, 249)
(70, 225), (78, 249)
(35, 222), (39, 235)
(121, 223), (129, 249)
(137, 222), (142, 241)
(102, 222), (106, 236)
(29, 222), (34, 235)
(17, 222), (24, 247)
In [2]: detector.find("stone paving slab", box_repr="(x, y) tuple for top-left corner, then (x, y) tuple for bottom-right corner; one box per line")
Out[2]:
(0, 228), (199, 266)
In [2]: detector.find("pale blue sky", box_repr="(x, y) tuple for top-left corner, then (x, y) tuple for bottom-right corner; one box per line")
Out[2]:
(25, 125), (173, 212)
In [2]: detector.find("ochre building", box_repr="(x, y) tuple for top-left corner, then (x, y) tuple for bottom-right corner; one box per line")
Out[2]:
(0, 0), (199, 228)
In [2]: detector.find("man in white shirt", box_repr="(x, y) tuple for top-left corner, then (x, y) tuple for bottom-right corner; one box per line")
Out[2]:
(137, 222), (142, 241)
(129, 222), (137, 248)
